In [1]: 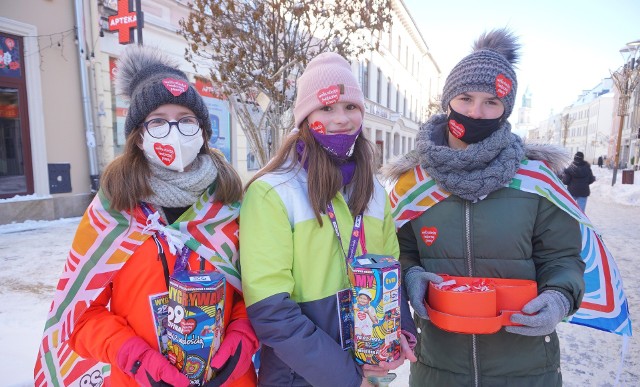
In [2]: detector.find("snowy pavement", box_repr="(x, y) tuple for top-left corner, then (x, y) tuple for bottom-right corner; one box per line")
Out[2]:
(1, 166), (638, 386)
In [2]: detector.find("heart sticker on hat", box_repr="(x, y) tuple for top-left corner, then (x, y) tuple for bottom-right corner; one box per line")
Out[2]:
(448, 119), (466, 139)
(154, 142), (176, 165)
(316, 84), (343, 105)
(495, 74), (512, 98)
(420, 226), (438, 246)
(309, 121), (326, 134)
(162, 78), (189, 97)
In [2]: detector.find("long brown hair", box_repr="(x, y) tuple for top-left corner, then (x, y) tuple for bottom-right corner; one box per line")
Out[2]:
(246, 124), (376, 225)
(101, 125), (242, 212)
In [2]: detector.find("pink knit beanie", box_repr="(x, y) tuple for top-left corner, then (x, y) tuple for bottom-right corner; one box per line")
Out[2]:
(293, 52), (365, 130)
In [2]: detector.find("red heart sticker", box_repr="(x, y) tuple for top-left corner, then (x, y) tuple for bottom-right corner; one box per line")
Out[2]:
(357, 311), (367, 320)
(316, 84), (341, 105)
(495, 74), (512, 98)
(448, 119), (465, 138)
(154, 143), (176, 165)
(162, 78), (189, 97)
(309, 121), (326, 134)
(179, 318), (197, 335)
(420, 226), (438, 246)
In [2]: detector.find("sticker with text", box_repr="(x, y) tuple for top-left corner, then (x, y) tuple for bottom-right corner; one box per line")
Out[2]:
(316, 84), (344, 105)
(448, 119), (465, 139)
(309, 121), (326, 134)
(495, 74), (512, 98)
(420, 226), (438, 246)
(154, 143), (176, 165)
(162, 78), (189, 96)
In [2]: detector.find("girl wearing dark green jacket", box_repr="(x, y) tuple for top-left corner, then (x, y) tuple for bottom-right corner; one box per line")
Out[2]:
(384, 29), (585, 387)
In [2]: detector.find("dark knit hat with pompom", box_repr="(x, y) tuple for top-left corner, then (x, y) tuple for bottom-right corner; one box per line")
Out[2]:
(115, 45), (211, 137)
(441, 28), (521, 119)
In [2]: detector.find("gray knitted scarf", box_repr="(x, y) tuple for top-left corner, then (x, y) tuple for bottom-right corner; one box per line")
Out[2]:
(416, 114), (525, 201)
(145, 154), (218, 209)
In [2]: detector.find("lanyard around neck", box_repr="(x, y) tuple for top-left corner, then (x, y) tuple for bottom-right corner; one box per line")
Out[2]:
(326, 202), (367, 269)
(140, 202), (192, 273)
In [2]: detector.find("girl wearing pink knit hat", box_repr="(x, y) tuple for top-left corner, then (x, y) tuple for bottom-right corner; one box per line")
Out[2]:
(239, 52), (418, 387)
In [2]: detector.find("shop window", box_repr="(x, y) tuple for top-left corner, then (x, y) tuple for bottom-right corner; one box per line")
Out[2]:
(0, 33), (33, 198)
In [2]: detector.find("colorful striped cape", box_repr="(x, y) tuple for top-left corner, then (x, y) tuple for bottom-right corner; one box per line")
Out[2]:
(34, 185), (241, 386)
(389, 159), (632, 337)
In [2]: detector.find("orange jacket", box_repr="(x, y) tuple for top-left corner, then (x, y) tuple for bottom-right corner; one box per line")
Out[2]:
(69, 230), (257, 386)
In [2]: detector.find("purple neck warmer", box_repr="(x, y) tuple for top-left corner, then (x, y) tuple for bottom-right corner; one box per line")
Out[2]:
(296, 137), (358, 186)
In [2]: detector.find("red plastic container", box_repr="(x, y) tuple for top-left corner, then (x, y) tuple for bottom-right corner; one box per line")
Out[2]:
(425, 275), (537, 334)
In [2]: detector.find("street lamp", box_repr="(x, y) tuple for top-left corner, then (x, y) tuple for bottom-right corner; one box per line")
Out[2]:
(611, 39), (640, 185)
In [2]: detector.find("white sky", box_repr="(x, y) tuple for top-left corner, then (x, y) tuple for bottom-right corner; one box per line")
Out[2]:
(403, 0), (640, 130)
(1, 167), (639, 386)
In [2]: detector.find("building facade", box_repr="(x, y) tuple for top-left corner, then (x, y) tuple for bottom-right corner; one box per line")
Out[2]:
(515, 87), (535, 137)
(609, 72), (640, 169)
(0, 0), (439, 225)
(561, 79), (614, 164)
(527, 78), (614, 165)
(1, 2), (94, 224)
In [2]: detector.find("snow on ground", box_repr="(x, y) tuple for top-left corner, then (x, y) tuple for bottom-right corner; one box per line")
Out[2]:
(0, 166), (638, 386)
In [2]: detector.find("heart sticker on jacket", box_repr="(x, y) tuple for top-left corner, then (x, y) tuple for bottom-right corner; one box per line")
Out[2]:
(420, 226), (438, 246)
(448, 119), (465, 138)
(154, 143), (176, 165)
(495, 74), (512, 98)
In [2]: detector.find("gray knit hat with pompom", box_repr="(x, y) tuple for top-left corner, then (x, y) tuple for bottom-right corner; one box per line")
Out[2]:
(441, 28), (520, 119)
(115, 45), (211, 137)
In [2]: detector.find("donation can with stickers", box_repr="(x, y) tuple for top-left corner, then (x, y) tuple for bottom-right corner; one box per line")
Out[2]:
(166, 270), (226, 385)
(348, 254), (402, 365)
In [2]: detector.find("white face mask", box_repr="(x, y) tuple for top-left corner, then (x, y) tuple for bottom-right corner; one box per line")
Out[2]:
(142, 129), (204, 172)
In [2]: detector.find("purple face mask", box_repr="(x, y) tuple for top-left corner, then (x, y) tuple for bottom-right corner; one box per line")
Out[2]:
(296, 125), (361, 186)
(309, 125), (362, 160)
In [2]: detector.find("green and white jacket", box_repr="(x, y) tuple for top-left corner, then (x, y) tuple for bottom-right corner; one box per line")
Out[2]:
(240, 164), (414, 387)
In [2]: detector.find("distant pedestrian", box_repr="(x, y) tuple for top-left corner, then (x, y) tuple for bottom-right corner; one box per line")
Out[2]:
(563, 151), (596, 212)
(597, 155), (603, 168)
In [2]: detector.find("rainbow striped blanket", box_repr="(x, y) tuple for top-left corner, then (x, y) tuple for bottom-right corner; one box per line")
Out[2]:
(390, 159), (632, 336)
(34, 186), (241, 386)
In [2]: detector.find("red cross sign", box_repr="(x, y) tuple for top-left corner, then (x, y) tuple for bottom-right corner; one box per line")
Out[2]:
(108, 0), (137, 44)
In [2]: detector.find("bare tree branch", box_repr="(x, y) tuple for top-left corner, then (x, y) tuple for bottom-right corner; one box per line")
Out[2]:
(561, 113), (575, 147)
(179, 0), (392, 166)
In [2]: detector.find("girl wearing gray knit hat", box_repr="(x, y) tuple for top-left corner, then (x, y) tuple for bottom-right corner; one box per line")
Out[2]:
(383, 28), (585, 386)
(56, 45), (260, 386)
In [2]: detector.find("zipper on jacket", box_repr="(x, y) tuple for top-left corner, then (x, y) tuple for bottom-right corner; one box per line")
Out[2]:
(464, 201), (480, 387)
(464, 200), (473, 277)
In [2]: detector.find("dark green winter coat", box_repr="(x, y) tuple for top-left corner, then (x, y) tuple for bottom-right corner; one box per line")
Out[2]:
(395, 179), (585, 386)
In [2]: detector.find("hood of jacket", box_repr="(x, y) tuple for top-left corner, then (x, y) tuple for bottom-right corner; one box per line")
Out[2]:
(381, 141), (570, 183)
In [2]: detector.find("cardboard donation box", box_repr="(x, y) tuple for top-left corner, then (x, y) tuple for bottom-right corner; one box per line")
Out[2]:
(425, 275), (537, 334)
(166, 270), (226, 386)
(348, 254), (402, 365)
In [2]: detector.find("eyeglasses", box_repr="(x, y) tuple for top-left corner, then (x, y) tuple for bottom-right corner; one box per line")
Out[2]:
(143, 116), (201, 139)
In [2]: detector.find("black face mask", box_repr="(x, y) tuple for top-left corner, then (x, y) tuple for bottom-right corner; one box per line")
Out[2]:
(447, 107), (503, 144)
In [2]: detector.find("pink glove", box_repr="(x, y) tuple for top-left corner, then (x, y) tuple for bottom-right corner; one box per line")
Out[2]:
(116, 336), (189, 387)
(206, 319), (259, 386)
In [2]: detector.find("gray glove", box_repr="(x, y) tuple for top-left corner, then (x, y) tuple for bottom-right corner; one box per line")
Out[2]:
(505, 290), (570, 336)
(404, 266), (443, 319)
